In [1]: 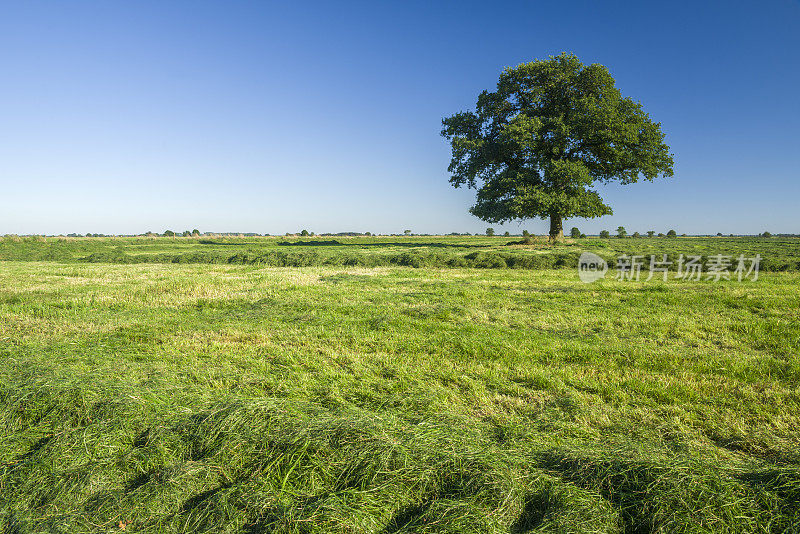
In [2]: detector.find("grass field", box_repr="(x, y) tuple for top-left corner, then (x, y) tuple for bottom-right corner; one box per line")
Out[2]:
(1, 237), (799, 533)
(1, 235), (800, 272)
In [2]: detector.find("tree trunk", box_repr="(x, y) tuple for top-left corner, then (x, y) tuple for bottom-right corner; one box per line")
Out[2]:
(548, 214), (564, 243)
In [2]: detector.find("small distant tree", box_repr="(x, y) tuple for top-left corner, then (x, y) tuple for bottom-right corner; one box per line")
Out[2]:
(486, 227), (495, 236)
(600, 230), (610, 238)
(616, 226), (627, 238)
(658, 232), (665, 237)
(85, 233), (92, 237)
(163, 230), (175, 237)
(404, 229), (411, 235)
(647, 230), (655, 237)
(191, 229), (200, 237)
(666, 229), (677, 237)
(570, 227), (581, 238)
(762, 231), (772, 238)
(716, 232), (723, 237)
(300, 229), (309, 236)
(182, 230), (191, 237)
(580, 233), (586, 238)
(522, 230), (531, 238)
(632, 231), (640, 238)
(504, 231), (510, 237)
(365, 232), (372, 236)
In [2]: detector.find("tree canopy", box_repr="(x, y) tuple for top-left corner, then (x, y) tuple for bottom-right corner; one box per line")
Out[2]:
(442, 53), (673, 240)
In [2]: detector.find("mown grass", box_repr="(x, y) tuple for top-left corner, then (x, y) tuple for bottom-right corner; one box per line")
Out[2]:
(1, 247), (799, 532)
(1, 235), (799, 271)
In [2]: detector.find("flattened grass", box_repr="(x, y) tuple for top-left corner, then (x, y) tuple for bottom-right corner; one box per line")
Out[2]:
(2, 235), (800, 272)
(1, 260), (799, 532)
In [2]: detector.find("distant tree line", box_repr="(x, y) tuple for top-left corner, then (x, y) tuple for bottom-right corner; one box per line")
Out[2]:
(13, 229), (795, 239)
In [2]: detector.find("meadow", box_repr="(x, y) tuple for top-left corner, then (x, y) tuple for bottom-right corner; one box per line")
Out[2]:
(1, 236), (799, 533)
(1, 235), (799, 271)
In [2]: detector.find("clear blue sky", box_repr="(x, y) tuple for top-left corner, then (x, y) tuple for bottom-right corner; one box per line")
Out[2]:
(1, 1), (798, 235)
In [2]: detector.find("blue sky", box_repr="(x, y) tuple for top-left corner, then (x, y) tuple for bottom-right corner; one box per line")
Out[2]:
(1, 1), (798, 235)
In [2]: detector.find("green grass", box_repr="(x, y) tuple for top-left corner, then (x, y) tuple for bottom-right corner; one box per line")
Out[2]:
(1, 238), (799, 532)
(2, 235), (799, 271)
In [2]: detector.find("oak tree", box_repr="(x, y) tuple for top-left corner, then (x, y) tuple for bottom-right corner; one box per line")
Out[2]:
(442, 53), (673, 241)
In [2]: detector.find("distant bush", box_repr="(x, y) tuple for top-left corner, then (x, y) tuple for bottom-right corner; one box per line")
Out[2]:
(667, 229), (677, 237)
(599, 230), (610, 238)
